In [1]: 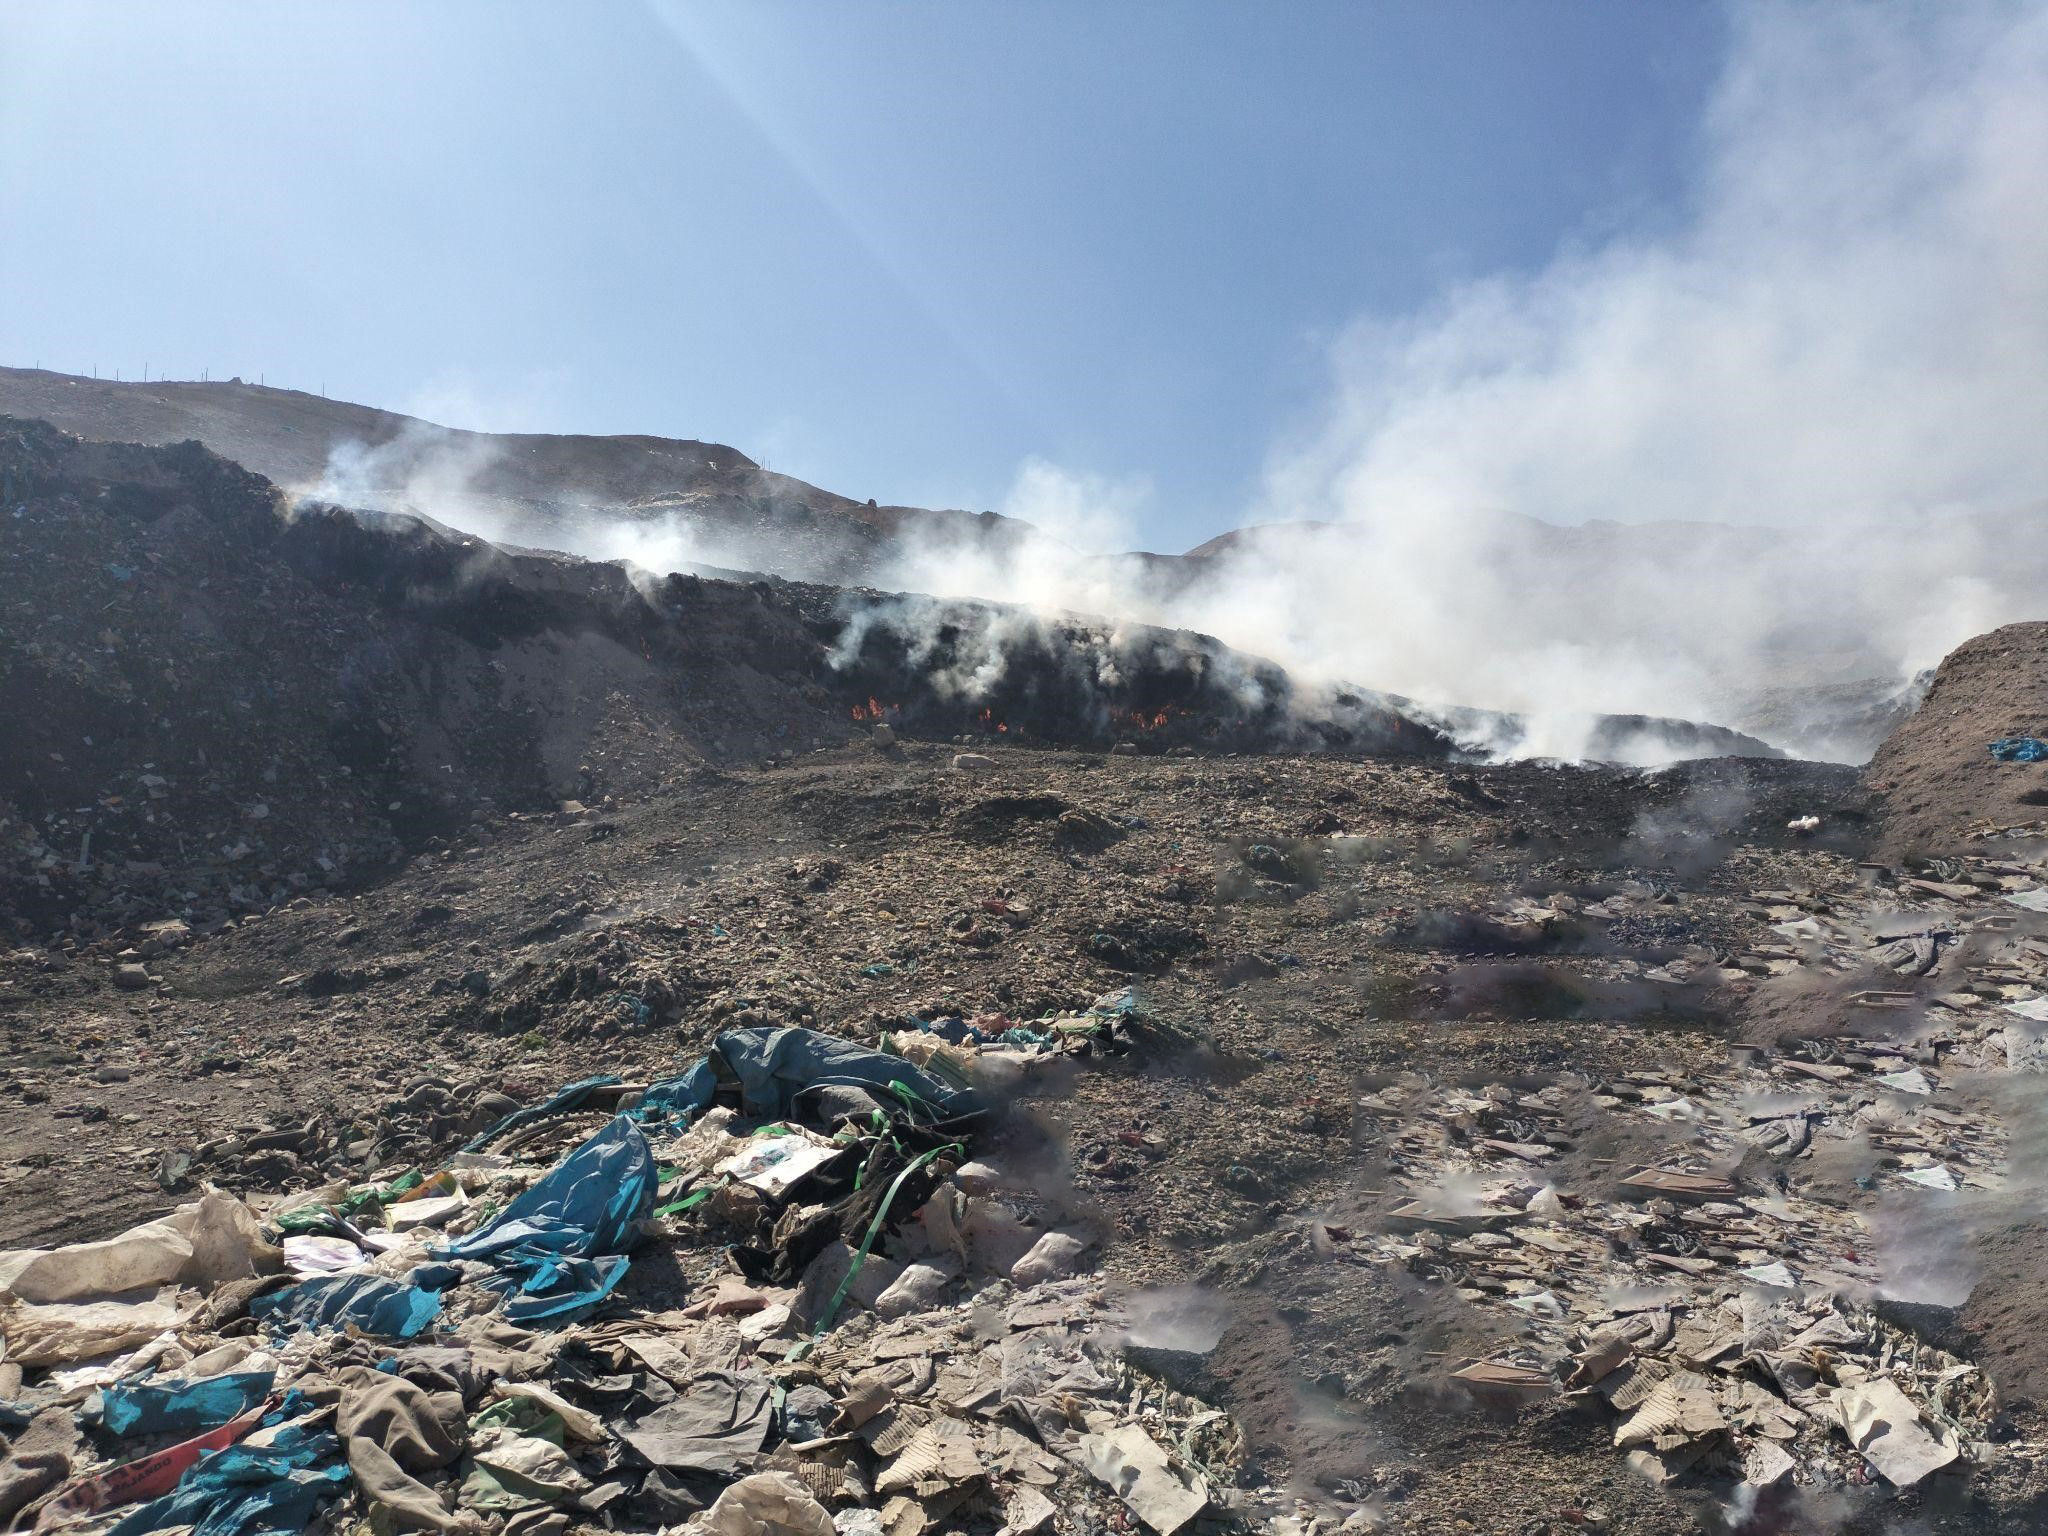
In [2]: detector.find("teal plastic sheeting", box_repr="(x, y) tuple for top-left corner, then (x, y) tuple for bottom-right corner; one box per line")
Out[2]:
(105, 1422), (347, 1536)
(1990, 737), (2048, 763)
(102, 1371), (275, 1437)
(248, 1274), (442, 1339)
(436, 1115), (655, 1327)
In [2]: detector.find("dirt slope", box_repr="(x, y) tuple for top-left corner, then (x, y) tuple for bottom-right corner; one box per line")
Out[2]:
(0, 365), (1025, 584)
(0, 417), (1464, 944)
(1865, 621), (2048, 855)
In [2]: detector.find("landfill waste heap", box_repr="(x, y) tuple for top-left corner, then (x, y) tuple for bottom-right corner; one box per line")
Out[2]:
(5, 416), (2048, 1534)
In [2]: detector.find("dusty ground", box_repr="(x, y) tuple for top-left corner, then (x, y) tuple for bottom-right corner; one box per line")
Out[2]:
(15, 735), (2043, 1532)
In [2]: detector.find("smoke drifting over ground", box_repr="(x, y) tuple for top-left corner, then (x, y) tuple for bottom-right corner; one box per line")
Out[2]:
(292, 7), (2046, 764)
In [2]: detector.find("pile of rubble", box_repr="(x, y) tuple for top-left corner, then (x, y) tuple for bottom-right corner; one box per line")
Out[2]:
(0, 1017), (1295, 1536)
(1297, 832), (2048, 1508)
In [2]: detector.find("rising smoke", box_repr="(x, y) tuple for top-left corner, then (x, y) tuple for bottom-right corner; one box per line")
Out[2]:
(296, 6), (2048, 765)
(868, 5), (2048, 762)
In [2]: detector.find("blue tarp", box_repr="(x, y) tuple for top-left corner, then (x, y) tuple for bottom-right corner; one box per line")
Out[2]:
(248, 1275), (443, 1340)
(436, 1115), (655, 1327)
(103, 1372), (275, 1437)
(638, 1026), (982, 1128)
(637, 1060), (716, 1124)
(439, 1114), (652, 1262)
(106, 1422), (347, 1536)
(1989, 737), (2048, 763)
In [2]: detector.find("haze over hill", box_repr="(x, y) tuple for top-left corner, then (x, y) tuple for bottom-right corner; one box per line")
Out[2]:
(0, 365), (1032, 588)
(6, 364), (2044, 763)
(11, 8), (2048, 1531)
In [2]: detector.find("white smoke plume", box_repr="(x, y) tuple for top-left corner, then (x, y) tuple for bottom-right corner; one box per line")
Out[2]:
(299, 421), (520, 545)
(294, 420), (712, 587)
(870, 5), (2048, 761)
(292, 6), (2048, 764)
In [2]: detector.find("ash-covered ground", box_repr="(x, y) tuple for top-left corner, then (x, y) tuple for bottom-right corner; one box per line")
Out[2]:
(6, 418), (2048, 1536)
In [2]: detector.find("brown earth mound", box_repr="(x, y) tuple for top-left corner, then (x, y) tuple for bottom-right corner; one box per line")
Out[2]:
(1865, 621), (2048, 856)
(0, 417), (859, 940)
(0, 365), (1027, 584)
(0, 417), (1459, 944)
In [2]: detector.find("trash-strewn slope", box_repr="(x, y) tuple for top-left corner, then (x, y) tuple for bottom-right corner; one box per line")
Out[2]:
(1866, 621), (2048, 855)
(0, 418), (1459, 943)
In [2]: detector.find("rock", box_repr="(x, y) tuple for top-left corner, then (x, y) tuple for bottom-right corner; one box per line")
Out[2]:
(952, 753), (996, 772)
(793, 1240), (904, 1326)
(111, 964), (152, 990)
(952, 1159), (1010, 1196)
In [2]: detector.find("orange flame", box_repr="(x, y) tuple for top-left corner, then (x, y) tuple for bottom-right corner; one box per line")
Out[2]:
(1120, 706), (1180, 731)
(850, 697), (901, 721)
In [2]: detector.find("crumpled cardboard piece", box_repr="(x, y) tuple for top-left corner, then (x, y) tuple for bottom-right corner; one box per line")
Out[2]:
(1833, 1377), (1958, 1486)
(691, 1472), (834, 1536)
(1613, 1370), (1725, 1449)
(1078, 1425), (1210, 1535)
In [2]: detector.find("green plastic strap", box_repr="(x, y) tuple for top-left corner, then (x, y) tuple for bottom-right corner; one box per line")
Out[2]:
(654, 1187), (717, 1219)
(885, 1079), (943, 1123)
(811, 1141), (960, 1337)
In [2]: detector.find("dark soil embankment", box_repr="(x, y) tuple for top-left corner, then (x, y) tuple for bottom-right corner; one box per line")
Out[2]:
(0, 418), (1459, 943)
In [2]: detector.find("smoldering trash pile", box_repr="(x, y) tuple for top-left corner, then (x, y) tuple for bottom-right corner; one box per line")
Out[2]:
(0, 1021), (1246, 1536)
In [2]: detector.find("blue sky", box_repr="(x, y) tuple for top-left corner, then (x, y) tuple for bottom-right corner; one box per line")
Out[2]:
(1, 1), (1726, 549)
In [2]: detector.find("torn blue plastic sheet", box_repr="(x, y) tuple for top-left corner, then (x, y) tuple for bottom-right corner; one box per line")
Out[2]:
(105, 1422), (348, 1536)
(500, 1251), (633, 1324)
(1989, 737), (2048, 763)
(248, 1274), (442, 1339)
(439, 1115), (653, 1262)
(103, 1371), (275, 1437)
(436, 1115), (654, 1327)
(460, 1071), (620, 1152)
(636, 1059), (716, 1126)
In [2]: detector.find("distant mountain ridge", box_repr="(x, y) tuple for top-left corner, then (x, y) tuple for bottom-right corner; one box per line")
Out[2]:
(0, 365), (1031, 586)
